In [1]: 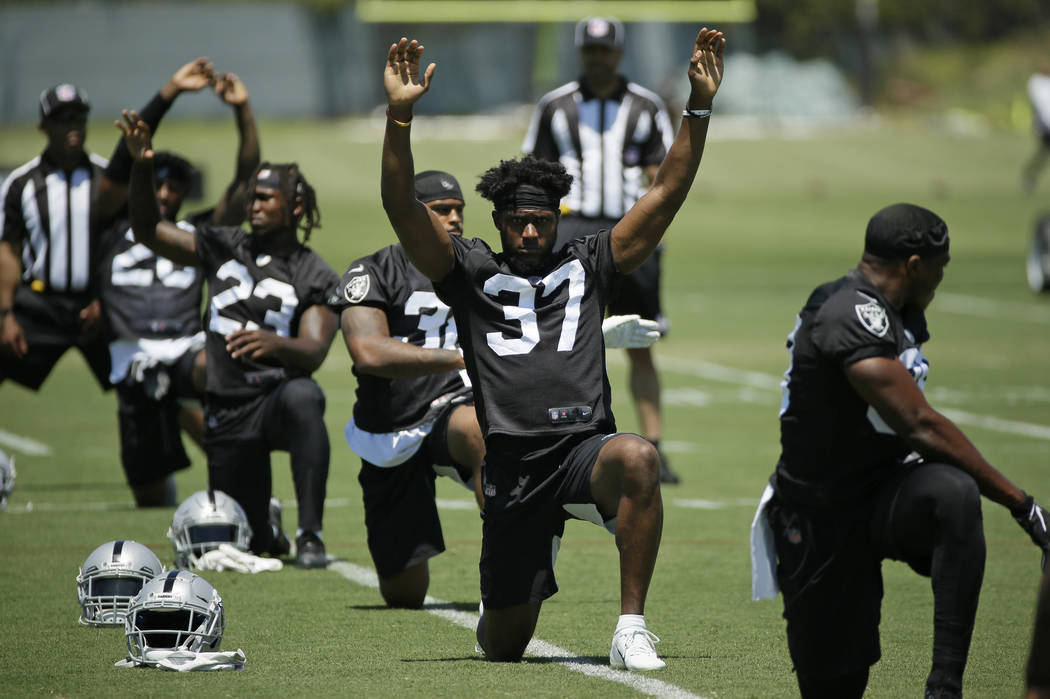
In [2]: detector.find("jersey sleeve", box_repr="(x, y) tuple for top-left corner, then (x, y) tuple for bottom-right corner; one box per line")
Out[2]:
(811, 289), (897, 366)
(522, 100), (562, 162)
(0, 173), (26, 247)
(327, 253), (389, 314)
(566, 229), (620, 301)
(303, 253), (339, 310)
(192, 224), (240, 273)
(641, 99), (674, 167)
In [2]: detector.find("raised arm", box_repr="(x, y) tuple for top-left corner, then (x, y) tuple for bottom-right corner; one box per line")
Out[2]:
(227, 304), (338, 374)
(210, 72), (261, 226)
(117, 111), (200, 266)
(380, 38), (454, 281)
(611, 28), (725, 273)
(98, 58), (216, 219)
(341, 305), (464, 379)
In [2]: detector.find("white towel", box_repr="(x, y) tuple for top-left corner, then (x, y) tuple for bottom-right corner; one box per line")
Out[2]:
(750, 483), (780, 601)
(115, 648), (246, 671)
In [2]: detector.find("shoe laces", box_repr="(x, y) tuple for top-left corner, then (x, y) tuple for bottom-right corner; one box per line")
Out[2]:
(618, 627), (661, 658)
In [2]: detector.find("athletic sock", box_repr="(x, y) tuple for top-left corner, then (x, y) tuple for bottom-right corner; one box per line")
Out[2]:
(616, 614), (647, 633)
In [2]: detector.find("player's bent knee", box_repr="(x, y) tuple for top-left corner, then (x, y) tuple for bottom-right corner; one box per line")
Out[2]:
(280, 378), (326, 415)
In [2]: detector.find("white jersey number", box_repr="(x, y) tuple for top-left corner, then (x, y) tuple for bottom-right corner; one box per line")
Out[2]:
(404, 291), (458, 350)
(208, 259), (298, 337)
(111, 230), (196, 289)
(482, 260), (585, 356)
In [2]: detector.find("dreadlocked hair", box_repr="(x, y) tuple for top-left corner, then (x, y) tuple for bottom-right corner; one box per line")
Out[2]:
(475, 155), (572, 208)
(249, 162), (322, 242)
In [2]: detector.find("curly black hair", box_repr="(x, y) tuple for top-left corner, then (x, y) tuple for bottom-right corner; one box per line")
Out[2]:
(248, 162), (322, 241)
(475, 155), (572, 209)
(152, 151), (196, 187)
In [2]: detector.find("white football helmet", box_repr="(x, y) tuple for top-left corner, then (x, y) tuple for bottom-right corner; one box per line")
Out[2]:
(0, 448), (15, 511)
(124, 570), (225, 663)
(168, 489), (252, 568)
(76, 540), (165, 626)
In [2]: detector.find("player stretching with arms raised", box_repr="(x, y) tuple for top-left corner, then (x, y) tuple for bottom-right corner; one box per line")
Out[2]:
(379, 29), (725, 669)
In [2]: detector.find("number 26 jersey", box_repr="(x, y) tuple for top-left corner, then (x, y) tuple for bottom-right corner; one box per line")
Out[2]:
(434, 229), (620, 438)
(195, 224), (338, 399)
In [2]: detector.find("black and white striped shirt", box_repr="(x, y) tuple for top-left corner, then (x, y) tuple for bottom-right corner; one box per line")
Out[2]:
(522, 77), (673, 220)
(0, 151), (108, 295)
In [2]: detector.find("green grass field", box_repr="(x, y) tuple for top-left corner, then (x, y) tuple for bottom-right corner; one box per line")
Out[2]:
(1, 113), (1049, 697)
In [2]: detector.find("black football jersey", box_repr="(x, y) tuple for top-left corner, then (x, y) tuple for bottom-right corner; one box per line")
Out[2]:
(775, 269), (931, 508)
(98, 212), (209, 341)
(194, 224), (338, 398)
(329, 244), (469, 433)
(433, 230), (620, 438)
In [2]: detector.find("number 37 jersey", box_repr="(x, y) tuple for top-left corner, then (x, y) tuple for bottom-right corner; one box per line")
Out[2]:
(434, 230), (620, 438)
(195, 224), (338, 399)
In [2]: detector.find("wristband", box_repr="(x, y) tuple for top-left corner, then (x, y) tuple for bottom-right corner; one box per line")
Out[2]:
(0, 306), (12, 319)
(386, 109), (412, 127)
(682, 108), (712, 118)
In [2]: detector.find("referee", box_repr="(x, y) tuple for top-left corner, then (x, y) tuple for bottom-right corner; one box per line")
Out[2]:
(523, 16), (680, 483)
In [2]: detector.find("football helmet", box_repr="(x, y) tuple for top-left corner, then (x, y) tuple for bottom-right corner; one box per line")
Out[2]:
(0, 448), (14, 511)
(168, 489), (252, 568)
(76, 540), (165, 626)
(124, 570), (225, 662)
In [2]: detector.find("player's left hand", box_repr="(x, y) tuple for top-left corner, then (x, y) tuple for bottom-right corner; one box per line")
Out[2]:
(226, 328), (282, 361)
(215, 72), (249, 107)
(78, 299), (102, 337)
(1011, 493), (1050, 571)
(686, 27), (726, 108)
(602, 314), (661, 349)
(171, 57), (215, 94)
(115, 110), (154, 161)
(384, 38), (436, 114)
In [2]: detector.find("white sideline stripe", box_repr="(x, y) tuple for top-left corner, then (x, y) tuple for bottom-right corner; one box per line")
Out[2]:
(0, 429), (52, 456)
(936, 293), (1050, 325)
(327, 560), (706, 699)
(673, 498), (758, 510)
(648, 354), (1050, 441)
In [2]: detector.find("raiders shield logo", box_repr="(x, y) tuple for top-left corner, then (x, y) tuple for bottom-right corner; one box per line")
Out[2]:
(855, 300), (889, 337)
(344, 274), (370, 304)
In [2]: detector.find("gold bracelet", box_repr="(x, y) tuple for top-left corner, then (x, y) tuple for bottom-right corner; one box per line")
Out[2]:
(386, 109), (412, 127)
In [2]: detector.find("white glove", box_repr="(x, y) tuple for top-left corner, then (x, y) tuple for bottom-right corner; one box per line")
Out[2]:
(602, 315), (661, 349)
(195, 544), (283, 573)
(116, 648), (246, 671)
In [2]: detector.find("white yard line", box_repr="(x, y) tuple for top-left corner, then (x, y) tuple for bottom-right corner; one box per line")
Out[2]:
(935, 293), (1050, 325)
(328, 559), (707, 699)
(0, 428), (52, 456)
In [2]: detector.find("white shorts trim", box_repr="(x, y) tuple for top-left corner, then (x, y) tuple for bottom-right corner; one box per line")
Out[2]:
(344, 418), (435, 468)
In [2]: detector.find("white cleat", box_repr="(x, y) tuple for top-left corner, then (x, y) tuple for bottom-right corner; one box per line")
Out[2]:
(610, 627), (667, 671)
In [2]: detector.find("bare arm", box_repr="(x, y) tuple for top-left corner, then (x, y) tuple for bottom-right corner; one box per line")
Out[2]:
(210, 73), (260, 226)
(611, 28), (725, 273)
(0, 241), (27, 357)
(380, 38), (454, 281)
(341, 305), (464, 379)
(226, 304), (338, 374)
(845, 355), (1025, 508)
(118, 111), (199, 266)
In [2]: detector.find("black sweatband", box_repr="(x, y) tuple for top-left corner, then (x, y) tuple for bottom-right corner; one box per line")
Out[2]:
(496, 184), (560, 213)
(864, 203), (949, 260)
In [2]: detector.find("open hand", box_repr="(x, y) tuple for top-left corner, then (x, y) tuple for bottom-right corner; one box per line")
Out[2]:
(171, 57), (215, 94)
(686, 28), (726, 108)
(215, 72), (249, 106)
(226, 328), (282, 361)
(115, 110), (154, 161)
(384, 38), (436, 113)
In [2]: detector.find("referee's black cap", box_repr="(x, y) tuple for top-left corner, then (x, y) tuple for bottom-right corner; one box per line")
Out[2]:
(865, 203), (949, 260)
(39, 84), (90, 121)
(415, 170), (464, 204)
(575, 17), (625, 49)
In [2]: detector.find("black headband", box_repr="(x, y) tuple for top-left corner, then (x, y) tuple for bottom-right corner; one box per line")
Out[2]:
(254, 167), (283, 190)
(495, 184), (561, 213)
(865, 203), (949, 260)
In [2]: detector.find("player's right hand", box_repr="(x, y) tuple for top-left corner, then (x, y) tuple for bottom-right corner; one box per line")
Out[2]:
(0, 314), (28, 359)
(1012, 493), (1050, 571)
(115, 110), (153, 161)
(384, 38), (436, 112)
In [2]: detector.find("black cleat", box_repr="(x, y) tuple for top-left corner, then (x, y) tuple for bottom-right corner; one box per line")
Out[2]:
(295, 531), (327, 569)
(268, 497), (291, 557)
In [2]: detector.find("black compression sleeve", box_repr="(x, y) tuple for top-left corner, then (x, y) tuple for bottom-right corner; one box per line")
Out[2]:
(105, 92), (174, 184)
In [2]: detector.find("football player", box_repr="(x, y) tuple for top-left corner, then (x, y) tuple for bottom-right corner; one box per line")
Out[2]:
(98, 71), (260, 507)
(118, 112), (339, 570)
(330, 170), (483, 608)
(379, 29), (725, 669)
(756, 203), (1050, 698)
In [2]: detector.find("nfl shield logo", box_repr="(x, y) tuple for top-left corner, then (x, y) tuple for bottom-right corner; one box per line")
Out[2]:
(344, 274), (370, 303)
(56, 84), (77, 102)
(855, 300), (889, 337)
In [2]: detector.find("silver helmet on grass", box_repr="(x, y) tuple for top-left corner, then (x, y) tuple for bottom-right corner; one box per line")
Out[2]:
(124, 569), (225, 663)
(168, 489), (252, 568)
(76, 540), (165, 626)
(0, 448), (15, 511)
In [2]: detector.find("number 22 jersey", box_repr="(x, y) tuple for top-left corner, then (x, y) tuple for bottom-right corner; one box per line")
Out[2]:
(195, 224), (338, 399)
(434, 229), (620, 438)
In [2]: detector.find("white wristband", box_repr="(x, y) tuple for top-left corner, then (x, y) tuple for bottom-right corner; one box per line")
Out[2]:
(682, 108), (712, 118)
